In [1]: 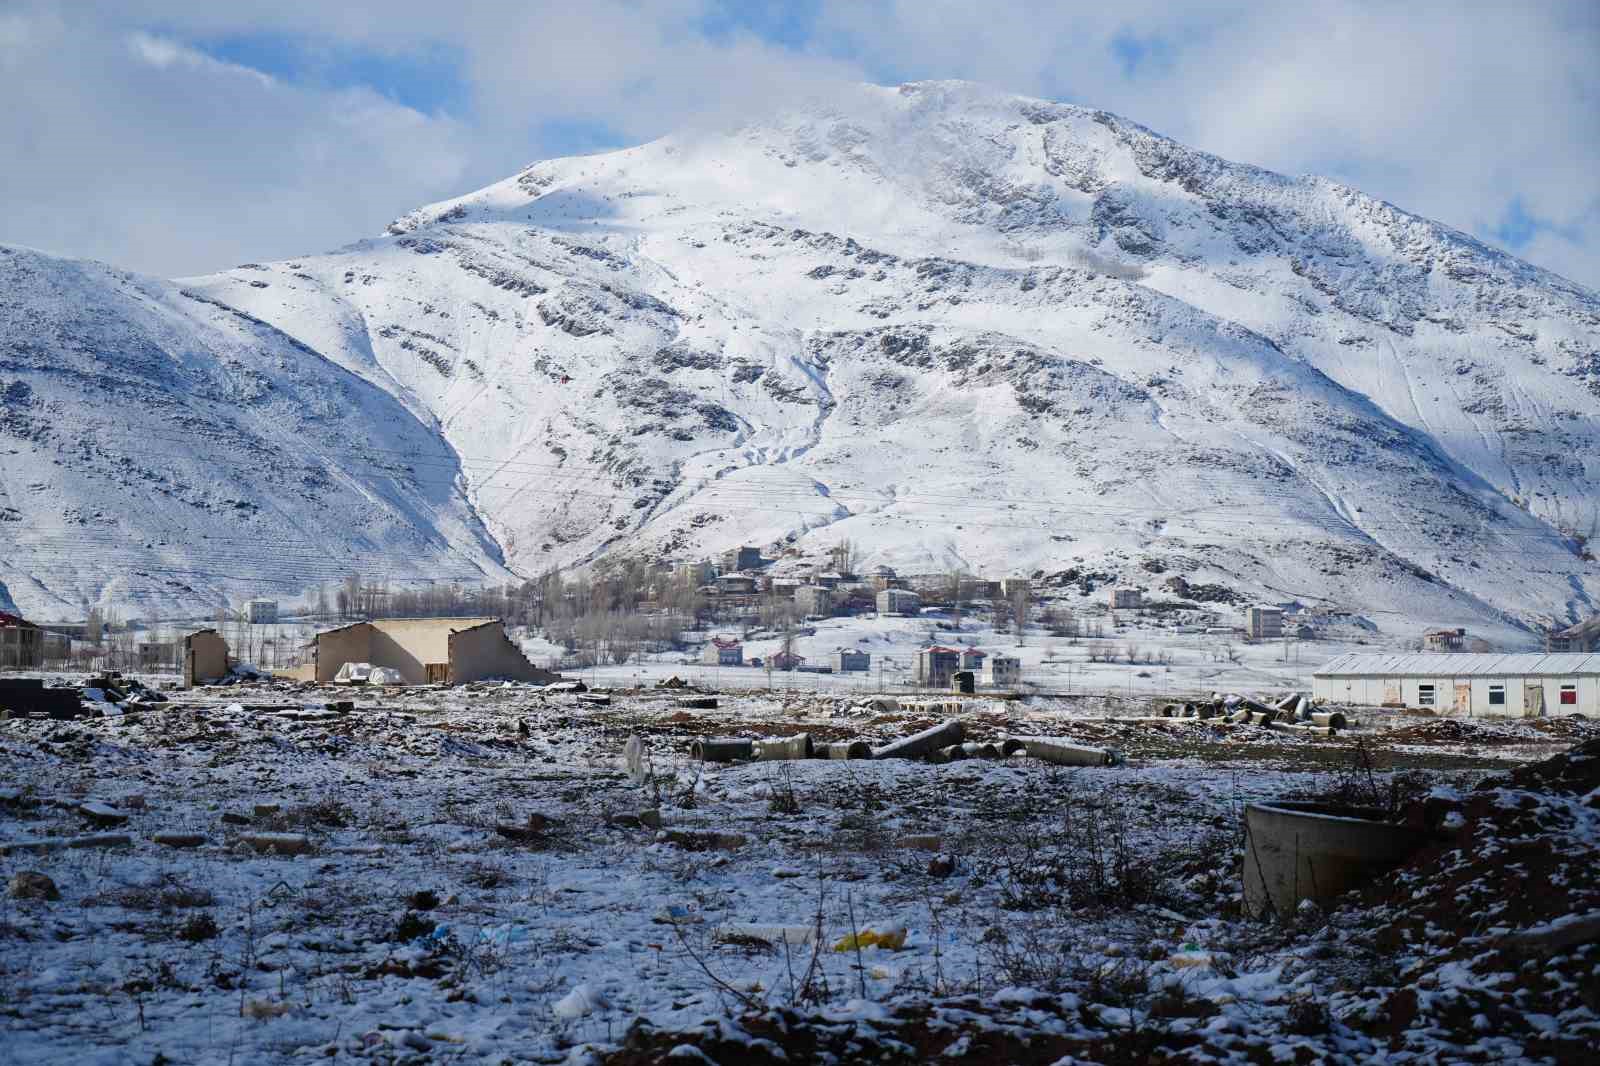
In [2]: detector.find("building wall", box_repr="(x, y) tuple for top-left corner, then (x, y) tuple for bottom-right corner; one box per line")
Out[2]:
(795, 587), (832, 616)
(314, 624), (374, 683)
(1, 627), (43, 668)
(1314, 672), (1600, 717)
(878, 590), (920, 615)
(183, 630), (229, 687)
(448, 623), (558, 684)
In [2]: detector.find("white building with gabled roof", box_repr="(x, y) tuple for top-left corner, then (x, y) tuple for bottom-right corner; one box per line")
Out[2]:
(1313, 652), (1600, 717)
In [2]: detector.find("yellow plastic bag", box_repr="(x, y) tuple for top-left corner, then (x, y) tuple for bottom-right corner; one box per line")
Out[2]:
(833, 927), (907, 953)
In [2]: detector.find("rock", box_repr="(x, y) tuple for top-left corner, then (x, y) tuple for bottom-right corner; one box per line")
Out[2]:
(494, 814), (557, 842)
(897, 834), (943, 852)
(242, 833), (312, 856)
(8, 871), (59, 901)
(221, 812), (251, 825)
(638, 808), (664, 830)
(663, 830), (746, 852)
(253, 803), (282, 817)
(606, 812), (642, 829)
(927, 854), (957, 878)
(120, 794), (147, 810)
(151, 832), (208, 848)
(66, 833), (131, 850)
(78, 801), (128, 827)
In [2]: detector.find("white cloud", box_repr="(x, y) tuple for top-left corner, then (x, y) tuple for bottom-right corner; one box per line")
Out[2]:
(0, 10), (476, 277)
(4, 2), (1597, 289)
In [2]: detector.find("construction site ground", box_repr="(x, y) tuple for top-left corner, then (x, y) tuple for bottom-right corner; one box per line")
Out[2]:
(2, 676), (1598, 1064)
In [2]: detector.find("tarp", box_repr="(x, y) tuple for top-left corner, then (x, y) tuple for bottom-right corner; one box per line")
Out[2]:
(334, 662), (405, 685)
(333, 662), (373, 684)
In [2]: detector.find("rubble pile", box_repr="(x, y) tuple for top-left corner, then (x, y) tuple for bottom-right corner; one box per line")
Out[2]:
(1332, 739), (1600, 1061)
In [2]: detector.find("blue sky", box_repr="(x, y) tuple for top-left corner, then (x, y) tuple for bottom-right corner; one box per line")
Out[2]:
(1, 1), (1595, 286)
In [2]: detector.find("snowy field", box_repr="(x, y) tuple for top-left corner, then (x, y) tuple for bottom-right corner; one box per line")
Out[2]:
(3, 674), (1599, 1063)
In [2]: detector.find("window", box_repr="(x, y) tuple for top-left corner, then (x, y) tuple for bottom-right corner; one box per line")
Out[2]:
(1418, 683), (1435, 707)
(1560, 684), (1578, 706)
(1488, 684), (1506, 707)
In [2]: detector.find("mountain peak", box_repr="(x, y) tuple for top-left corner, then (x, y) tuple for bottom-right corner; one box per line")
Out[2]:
(3, 83), (1597, 633)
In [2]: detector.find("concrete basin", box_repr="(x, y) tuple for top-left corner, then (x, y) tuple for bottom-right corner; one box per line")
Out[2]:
(1242, 800), (1433, 918)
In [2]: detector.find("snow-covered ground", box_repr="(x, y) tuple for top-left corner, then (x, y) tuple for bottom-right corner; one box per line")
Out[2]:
(2, 678), (1596, 1063)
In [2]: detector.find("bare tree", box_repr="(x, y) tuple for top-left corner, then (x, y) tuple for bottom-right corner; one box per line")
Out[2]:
(830, 540), (858, 577)
(1010, 584), (1030, 643)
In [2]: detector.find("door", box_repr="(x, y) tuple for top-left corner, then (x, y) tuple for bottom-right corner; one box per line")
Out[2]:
(425, 662), (448, 684)
(1453, 683), (1471, 715)
(1525, 683), (1545, 718)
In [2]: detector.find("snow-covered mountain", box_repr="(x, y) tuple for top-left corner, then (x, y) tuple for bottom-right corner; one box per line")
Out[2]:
(3, 80), (1598, 633)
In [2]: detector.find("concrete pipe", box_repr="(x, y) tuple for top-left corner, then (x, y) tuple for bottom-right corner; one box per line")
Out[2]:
(1013, 737), (1118, 767)
(1274, 694), (1299, 711)
(1310, 711), (1347, 730)
(1229, 709), (1254, 725)
(692, 738), (754, 763)
(676, 696), (719, 710)
(938, 744), (970, 761)
(714, 923), (818, 947)
(753, 734), (814, 761)
(1160, 703), (1182, 718)
(824, 740), (872, 760)
(874, 719), (964, 760)
(1001, 737), (1027, 756)
(1242, 801), (1433, 919)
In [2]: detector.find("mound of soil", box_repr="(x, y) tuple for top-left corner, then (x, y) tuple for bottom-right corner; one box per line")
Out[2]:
(1342, 739), (1600, 1061)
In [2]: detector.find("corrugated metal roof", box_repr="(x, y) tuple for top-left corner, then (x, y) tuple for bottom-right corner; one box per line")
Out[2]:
(1315, 652), (1600, 677)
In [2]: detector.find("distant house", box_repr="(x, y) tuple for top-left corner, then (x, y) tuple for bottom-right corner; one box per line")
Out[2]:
(715, 574), (758, 595)
(769, 650), (806, 672)
(814, 572), (844, 589)
(0, 611), (42, 669)
(702, 637), (743, 666)
(870, 566), (900, 592)
(1547, 616), (1600, 653)
(960, 648), (988, 669)
(1000, 577), (1030, 598)
(916, 646), (963, 688)
(1247, 606), (1284, 640)
(137, 641), (178, 669)
(1422, 627), (1467, 653)
(1110, 588), (1142, 610)
(721, 546), (763, 572)
(246, 598), (278, 624)
(795, 585), (834, 617)
(877, 588), (921, 615)
(983, 655), (1022, 687)
(834, 648), (870, 673)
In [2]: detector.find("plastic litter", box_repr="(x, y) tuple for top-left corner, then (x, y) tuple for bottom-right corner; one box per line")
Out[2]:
(833, 927), (907, 952)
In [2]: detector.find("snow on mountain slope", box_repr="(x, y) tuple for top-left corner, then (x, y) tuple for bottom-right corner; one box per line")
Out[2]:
(0, 245), (513, 619)
(6, 81), (1599, 633)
